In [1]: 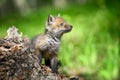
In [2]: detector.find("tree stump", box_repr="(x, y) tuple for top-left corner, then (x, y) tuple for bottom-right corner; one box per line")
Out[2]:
(0, 27), (70, 80)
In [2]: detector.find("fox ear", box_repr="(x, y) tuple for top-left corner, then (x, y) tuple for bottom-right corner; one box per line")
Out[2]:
(47, 14), (55, 24)
(58, 13), (60, 17)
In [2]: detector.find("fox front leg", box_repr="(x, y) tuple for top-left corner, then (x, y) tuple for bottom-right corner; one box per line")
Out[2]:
(50, 56), (59, 73)
(36, 48), (42, 64)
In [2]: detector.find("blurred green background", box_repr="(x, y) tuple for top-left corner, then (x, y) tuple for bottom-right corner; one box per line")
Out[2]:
(0, 0), (119, 80)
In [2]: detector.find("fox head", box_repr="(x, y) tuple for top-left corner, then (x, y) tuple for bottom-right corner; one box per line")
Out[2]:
(46, 14), (73, 39)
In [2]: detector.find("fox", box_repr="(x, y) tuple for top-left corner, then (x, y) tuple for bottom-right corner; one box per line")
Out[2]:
(31, 14), (73, 73)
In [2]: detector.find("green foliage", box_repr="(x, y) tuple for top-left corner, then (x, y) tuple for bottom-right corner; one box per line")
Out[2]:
(0, 4), (119, 80)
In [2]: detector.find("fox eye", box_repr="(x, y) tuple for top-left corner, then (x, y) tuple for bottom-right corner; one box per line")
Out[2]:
(60, 23), (64, 26)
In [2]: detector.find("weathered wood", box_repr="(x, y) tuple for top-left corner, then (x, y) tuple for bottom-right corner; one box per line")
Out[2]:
(0, 27), (70, 80)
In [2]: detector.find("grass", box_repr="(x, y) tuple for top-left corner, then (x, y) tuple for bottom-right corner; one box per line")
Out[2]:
(0, 4), (119, 80)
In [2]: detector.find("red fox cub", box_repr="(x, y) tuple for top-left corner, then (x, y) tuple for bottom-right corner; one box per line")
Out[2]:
(31, 14), (73, 73)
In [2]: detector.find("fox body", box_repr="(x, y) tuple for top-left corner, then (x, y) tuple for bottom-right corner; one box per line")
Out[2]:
(32, 15), (72, 73)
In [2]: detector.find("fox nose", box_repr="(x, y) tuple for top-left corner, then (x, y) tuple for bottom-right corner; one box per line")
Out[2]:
(66, 25), (72, 32)
(70, 25), (73, 29)
(69, 25), (73, 30)
(65, 25), (73, 32)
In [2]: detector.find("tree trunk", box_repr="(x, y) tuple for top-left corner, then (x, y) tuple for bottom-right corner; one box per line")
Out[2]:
(53, 0), (67, 8)
(13, 0), (31, 16)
